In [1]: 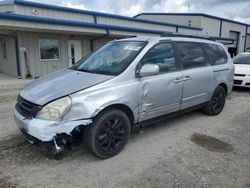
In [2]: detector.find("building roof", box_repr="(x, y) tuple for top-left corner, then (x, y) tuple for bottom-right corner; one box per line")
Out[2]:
(0, 0), (202, 31)
(134, 13), (250, 27)
(0, 0), (236, 43)
(0, 12), (166, 35)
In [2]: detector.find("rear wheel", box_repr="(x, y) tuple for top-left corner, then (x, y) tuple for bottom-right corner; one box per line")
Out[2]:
(203, 86), (226, 115)
(84, 109), (131, 159)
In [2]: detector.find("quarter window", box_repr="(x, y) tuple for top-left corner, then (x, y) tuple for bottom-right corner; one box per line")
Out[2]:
(177, 42), (206, 69)
(140, 42), (176, 73)
(39, 39), (60, 60)
(204, 43), (228, 65)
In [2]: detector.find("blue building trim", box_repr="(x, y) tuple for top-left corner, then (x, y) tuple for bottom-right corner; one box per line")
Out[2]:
(0, 12), (234, 42)
(134, 13), (250, 27)
(219, 20), (223, 37)
(0, 13), (168, 35)
(244, 26), (248, 51)
(14, 36), (21, 78)
(176, 26), (179, 33)
(12, 0), (202, 31)
(211, 36), (235, 43)
(93, 15), (97, 24)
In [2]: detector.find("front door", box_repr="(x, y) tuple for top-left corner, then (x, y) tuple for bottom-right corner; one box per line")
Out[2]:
(176, 42), (213, 110)
(68, 40), (82, 66)
(138, 42), (183, 121)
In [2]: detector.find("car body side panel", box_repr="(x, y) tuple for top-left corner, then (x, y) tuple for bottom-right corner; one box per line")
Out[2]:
(211, 53), (234, 95)
(138, 72), (183, 121)
(181, 66), (214, 110)
(64, 79), (140, 123)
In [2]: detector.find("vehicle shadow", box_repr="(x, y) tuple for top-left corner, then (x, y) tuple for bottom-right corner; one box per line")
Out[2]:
(232, 86), (250, 92)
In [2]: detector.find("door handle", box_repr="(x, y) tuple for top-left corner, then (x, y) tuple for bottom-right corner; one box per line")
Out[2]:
(173, 77), (183, 83)
(183, 76), (191, 81)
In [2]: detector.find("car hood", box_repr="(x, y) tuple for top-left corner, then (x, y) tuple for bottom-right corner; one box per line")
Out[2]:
(20, 69), (114, 105)
(234, 64), (250, 74)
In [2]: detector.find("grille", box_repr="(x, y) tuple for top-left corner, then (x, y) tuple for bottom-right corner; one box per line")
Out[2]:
(246, 83), (250, 86)
(16, 96), (41, 118)
(235, 74), (246, 77)
(234, 80), (243, 85)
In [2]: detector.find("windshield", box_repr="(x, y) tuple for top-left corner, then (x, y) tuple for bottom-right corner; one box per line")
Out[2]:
(70, 41), (147, 75)
(233, 54), (250, 65)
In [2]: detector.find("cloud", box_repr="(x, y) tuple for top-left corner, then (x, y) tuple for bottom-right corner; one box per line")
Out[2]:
(61, 1), (87, 10)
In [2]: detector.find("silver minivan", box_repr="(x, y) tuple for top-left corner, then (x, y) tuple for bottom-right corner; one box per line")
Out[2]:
(14, 36), (234, 158)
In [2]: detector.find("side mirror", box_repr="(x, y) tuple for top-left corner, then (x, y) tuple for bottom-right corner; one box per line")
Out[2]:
(138, 64), (160, 77)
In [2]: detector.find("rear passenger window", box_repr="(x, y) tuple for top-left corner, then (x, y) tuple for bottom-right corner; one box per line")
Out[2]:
(140, 42), (176, 73)
(204, 43), (228, 65)
(177, 42), (206, 69)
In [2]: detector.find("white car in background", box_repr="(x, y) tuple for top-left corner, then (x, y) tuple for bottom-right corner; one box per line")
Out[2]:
(233, 52), (250, 88)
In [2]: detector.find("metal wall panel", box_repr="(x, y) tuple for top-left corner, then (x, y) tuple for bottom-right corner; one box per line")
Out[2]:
(0, 36), (17, 76)
(17, 32), (92, 78)
(177, 28), (199, 35)
(14, 5), (94, 23)
(0, 19), (106, 35)
(221, 21), (246, 53)
(0, 5), (15, 13)
(201, 17), (221, 36)
(135, 14), (202, 28)
(97, 17), (176, 32)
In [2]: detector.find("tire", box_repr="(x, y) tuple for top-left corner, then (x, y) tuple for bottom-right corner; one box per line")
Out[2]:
(83, 109), (131, 159)
(203, 86), (226, 116)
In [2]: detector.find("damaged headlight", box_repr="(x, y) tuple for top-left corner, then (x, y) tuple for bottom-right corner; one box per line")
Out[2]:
(36, 96), (71, 121)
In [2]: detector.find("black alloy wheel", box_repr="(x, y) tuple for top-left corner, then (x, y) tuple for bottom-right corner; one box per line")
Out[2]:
(84, 109), (131, 159)
(203, 85), (226, 115)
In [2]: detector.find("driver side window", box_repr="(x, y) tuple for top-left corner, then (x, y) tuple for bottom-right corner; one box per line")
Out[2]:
(140, 42), (176, 73)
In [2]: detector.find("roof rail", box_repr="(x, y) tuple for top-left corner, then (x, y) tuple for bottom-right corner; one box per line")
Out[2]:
(161, 32), (216, 41)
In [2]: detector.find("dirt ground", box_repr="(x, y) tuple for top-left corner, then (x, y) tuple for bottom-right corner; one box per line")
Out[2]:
(0, 88), (249, 188)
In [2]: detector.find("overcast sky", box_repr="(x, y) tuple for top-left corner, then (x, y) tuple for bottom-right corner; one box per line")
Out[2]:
(17, 0), (250, 24)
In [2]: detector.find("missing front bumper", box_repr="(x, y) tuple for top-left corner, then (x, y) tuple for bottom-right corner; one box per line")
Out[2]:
(14, 108), (92, 142)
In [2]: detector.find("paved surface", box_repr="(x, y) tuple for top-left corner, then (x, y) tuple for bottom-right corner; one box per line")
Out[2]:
(0, 73), (32, 85)
(0, 88), (249, 188)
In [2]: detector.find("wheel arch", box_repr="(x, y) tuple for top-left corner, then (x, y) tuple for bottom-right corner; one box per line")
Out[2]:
(218, 83), (228, 95)
(94, 104), (135, 126)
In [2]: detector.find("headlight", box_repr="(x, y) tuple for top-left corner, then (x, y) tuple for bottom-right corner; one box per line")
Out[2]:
(36, 96), (71, 121)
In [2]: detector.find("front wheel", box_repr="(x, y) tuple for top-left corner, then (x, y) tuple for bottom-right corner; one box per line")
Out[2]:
(203, 86), (226, 116)
(83, 109), (131, 159)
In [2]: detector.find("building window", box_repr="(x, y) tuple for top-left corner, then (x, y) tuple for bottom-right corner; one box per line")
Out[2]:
(39, 39), (60, 60)
(2, 41), (7, 59)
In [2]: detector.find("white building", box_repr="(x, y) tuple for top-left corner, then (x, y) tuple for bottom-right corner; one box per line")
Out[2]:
(135, 13), (250, 57)
(0, 0), (248, 79)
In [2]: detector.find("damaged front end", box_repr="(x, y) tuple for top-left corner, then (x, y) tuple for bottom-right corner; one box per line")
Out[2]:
(14, 95), (92, 156)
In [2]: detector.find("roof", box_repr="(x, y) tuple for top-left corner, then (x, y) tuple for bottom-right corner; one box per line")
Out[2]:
(0, 0), (202, 31)
(134, 13), (250, 27)
(0, 12), (166, 35)
(118, 36), (234, 46)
